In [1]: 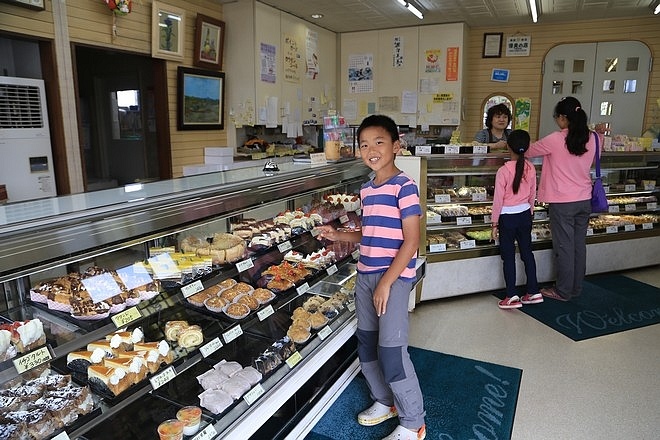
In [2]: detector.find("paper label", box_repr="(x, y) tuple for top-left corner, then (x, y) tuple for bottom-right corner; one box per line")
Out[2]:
(606, 226), (618, 234)
(236, 258), (254, 273)
(318, 325), (333, 340)
(199, 337), (223, 358)
(286, 351), (303, 368)
(533, 211), (548, 220)
(223, 325), (243, 344)
(624, 204), (636, 212)
(111, 307), (142, 328)
(52, 432), (70, 440)
(415, 145), (432, 155)
(427, 212), (442, 224)
(181, 280), (204, 298)
(277, 241), (293, 253)
(608, 205), (620, 213)
(347, 301), (356, 312)
(429, 243), (447, 252)
(352, 250), (360, 260)
(642, 223), (653, 230)
(473, 145), (488, 154)
(326, 264), (338, 275)
(472, 192), (487, 202)
(459, 240), (476, 249)
(257, 305), (275, 321)
(192, 425), (217, 440)
(296, 282), (310, 295)
(647, 202), (657, 210)
(624, 184), (636, 192)
(13, 346), (52, 374)
(243, 384), (265, 406)
(586, 228), (594, 236)
(310, 152), (328, 165)
(339, 215), (350, 224)
(624, 224), (636, 232)
(456, 216), (472, 226)
(444, 145), (460, 154)
(434, 194), (451, 204)
(150, 366), (176, 390)
(483, 214), (492, 224)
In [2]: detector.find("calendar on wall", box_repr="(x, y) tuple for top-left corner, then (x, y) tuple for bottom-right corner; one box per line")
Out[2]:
(348, 54), (374, 94)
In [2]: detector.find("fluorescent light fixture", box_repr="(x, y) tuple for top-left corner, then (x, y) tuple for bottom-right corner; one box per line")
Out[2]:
(655, 3), (660, 14)
(406, 2), (424, 19)
(396, 0), (406, 5)
(311, 13), (323, 19)
(528, 0), (538, 22)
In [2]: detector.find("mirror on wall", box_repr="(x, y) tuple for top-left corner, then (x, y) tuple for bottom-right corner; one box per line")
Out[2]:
(481, 94), (514, 129)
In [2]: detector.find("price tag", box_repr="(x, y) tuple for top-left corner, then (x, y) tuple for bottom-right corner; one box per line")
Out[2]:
(459, 240), (476, 250)
(444, 145), (460, 154)
(243, 384), (265, 406)
(181, 280), (204, 298)
(483, 214), (492, 224)
(257, 305), (275, 321)
(149, 365), (176, 390)
(347, 301), (356, 312)
(285, 351), (303, 368)
(415, 145), (432, 155)
(427, 212), (442, 224)
(277, 241), (293, 253)
(603, 185), (610, 194)
(236, 258), (254, 273)
(608, 205), (620, 213)
(326, 264), (338, 275)
(472, 192), (487, 202)
(199, 337), (223, 358)
(352, 250), (360, 260)
(52, 432), (71, 440)
(13, 346), (52, 374)
(624, 224), (636, 232)
(223, 325), (243, 344)
(111, 307), (142, 328)
(473, 145), (488, 154)
(624, 204), (636, 212)
(296, 282), (310, 295)
(642, 223), (653, 230)
(647, 202), (657, 210)
(624, 184), (636, 192)
(533, 211), (548, 220)
(318, 325), (333, 340)
(192, 424), (217, 440)
(310, 228), (321, 237)
(339, 214), (350, 224)
(356, 208), (362, 216)
(434, 194), (451, 204)
(644, 183), (656, 191)
(586, 228), (594, 236)
(606, 226), (618, 234)
(310, 152), (328, 165)
(456, 216), (472, 226)
(429, 243), (447, 252)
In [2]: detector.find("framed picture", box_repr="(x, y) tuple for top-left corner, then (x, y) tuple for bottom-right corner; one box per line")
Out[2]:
(482, 33), (503, 58)
(177, 67), (225, 131)
(0, 0), (45, 10)
(193, 14), (225, 70)
(151, 1), (186, 62)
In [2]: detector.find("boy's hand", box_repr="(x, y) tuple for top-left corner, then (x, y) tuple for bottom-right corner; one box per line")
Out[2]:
(373, 283), (391, 317)
(314, 225), (338, 241)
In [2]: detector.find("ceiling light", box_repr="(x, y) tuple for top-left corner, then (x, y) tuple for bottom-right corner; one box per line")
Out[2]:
(654, 3), (660, 14)
(528, 0), (538, 23)
(406, 2), (424, 20)
(396, 0), (406, 5)
(311, 13), (323, 19)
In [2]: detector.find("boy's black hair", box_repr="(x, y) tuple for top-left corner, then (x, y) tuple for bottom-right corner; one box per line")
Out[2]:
(506, 129), (531, 195)
(357, 114), (399, 142)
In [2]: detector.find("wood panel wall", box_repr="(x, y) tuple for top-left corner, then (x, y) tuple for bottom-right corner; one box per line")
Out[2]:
(464, 16), (660, 142)
(0, 0), (54, 38)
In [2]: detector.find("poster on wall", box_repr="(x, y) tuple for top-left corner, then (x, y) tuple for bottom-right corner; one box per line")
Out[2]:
(260, 43), (276, 83)
(425, 49), (441, 73)
(348, 54), (374, 94)
(506, 35), (531, 57)
(393, 36), (404, 68)
(305, 30), (319, 79)
(446, 47), (459, 81)
(515, 98), (531, 131)
(284, 34), (301, 83)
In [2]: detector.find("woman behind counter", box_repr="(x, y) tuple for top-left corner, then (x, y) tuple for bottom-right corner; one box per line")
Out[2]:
(474, 103), (512, 150)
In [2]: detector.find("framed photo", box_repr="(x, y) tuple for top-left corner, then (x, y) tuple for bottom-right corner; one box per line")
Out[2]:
(482, 33), (503, 58)
(0, 0), (45, 10)
(151, 1), (186, 62)
(193, 14), (225, 70)
(177, 67), (225, 131)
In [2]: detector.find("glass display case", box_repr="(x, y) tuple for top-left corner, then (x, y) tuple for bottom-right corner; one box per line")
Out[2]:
(0, 160), (373, 440)
(397, 151), (659, 300)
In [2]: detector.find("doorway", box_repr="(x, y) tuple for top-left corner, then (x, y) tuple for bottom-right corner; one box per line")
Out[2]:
(75, 46), (168, 189)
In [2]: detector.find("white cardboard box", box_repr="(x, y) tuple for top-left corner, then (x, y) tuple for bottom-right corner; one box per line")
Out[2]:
(205, 147), (234, 157)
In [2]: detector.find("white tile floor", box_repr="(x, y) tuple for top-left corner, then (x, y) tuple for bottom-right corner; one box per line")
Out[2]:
(408, 265), (660, 440)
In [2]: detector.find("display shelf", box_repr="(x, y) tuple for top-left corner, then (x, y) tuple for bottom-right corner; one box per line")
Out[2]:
(0, 161), (371, 439)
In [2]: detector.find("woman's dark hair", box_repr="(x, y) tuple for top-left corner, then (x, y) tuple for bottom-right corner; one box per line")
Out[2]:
(485, 103), (512, 129)
(554, 96), (589, 156)
(357, 114), (399, 142)
(506, 129), (531, 194)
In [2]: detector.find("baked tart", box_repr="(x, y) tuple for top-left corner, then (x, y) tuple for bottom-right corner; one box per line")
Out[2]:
(224, 302), (250, 320)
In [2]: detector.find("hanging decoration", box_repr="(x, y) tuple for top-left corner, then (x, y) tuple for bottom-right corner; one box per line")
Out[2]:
(103, 0), (133, 38)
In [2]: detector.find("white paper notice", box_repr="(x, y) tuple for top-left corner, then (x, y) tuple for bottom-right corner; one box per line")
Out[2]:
(266, 96), (279, 127)
(401, 91), (418, 114)
(343, 99), (358, 121)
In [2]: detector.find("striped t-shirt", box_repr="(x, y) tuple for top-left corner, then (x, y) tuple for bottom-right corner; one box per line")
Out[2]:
(357, 172), (422, 281)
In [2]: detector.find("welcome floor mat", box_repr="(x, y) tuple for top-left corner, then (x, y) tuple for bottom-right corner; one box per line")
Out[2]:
(306, 346), (521, 440)
(495, 274), (660, 341)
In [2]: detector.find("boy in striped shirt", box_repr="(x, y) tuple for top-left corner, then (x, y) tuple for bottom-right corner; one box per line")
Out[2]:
(316, 115), (426, 440)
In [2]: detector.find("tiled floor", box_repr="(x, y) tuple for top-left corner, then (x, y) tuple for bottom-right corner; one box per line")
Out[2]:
(408, 265), (660, 440)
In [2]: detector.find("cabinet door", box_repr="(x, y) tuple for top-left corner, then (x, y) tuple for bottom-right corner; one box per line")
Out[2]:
(540, 41), (650, 138)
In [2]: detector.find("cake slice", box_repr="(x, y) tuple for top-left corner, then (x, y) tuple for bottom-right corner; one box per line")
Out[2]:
(105, 327), (144, 351)
(86, 340), (116, 357)
(132, 340), (173, 373)
(87, 365), (132, 396)
(66, 348), (108, 374)
(104, 355), (147, 383)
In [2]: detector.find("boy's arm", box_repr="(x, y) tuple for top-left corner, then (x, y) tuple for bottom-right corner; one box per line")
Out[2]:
(314, 225), (362, 243)
(372, 214), (420, 316)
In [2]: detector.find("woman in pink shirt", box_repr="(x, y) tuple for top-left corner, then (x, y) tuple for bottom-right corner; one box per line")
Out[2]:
(491, 130), (540, 309)
(527, 97), (598, 301)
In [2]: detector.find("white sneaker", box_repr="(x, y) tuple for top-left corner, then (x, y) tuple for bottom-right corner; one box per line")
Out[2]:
(381, 424), (426, 440)
(357, 401), (398, 426)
